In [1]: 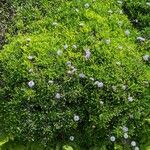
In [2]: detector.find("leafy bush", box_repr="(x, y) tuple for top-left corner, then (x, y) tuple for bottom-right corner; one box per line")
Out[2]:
(0, 0), (150, 149)
(123, 0), (150, 39)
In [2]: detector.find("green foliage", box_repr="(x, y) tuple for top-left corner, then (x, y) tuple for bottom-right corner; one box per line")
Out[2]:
(0, 0), (150, 149)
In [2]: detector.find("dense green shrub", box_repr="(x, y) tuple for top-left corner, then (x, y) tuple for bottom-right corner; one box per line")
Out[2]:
(123, 0), (150, 39)
(0, 0), (150, 149)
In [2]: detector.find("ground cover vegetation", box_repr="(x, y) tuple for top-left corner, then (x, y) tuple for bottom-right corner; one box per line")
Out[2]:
(0, 0), (150, 149)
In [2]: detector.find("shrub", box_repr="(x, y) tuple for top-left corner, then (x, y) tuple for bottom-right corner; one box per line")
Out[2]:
(0, 0), (150, 149)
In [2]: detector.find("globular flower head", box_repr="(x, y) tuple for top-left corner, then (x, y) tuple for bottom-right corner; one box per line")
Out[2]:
(137, 36), (145, 42)
(110, 136), (116, 142)
(28, 80), (35, 88)
(64, 44), (68, 49)
(79, 73), (85, 78)
(124, 133), (128, 139)
(52, 22), (58, 26)
(85, 49), (91, 60)
(135, 147), (139, 150)
(72, 45), (77, 49)
(131, 141), (136, 147)
(28, 55), (34, 60)
(55, 93), (61, 99)
(105, 39), (111, 44)
(122, 126), (128, 132)
(48, 80), (54, 84)
(57, 49), (63, 56)
(74, 115), (80, 121)
(125, 29), (130, 36)
(143, 55), (149, 61)
(84, 3), (90, 8)
(69, 136), (74, 141)
(128, 96), (133, 102)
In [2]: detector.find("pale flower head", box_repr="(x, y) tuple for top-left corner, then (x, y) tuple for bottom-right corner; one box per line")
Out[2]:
(137, 37), (145, 42)
(131, 141), (136, 147)
(48, 80), (54, 84)
(28, 55), (34, 60)
(125, 29), (130, 36)
(122, 126), (128, 132)
(69, 136), (74, 141)
(28, 80), (35, 88)
(52, 22), (58, 26)
(135, 147), (139, 150)
(72, 45), (77, 49)
(128, 96), (133, 102)
(57, 49), (63, 56)
(55, 93), (61, 99)
(79, 73), (85, 78)
(110, 136), (116, 142)
(85, 49), (91, 60)
(105, 39), (111, 44)
(84, 3), (90, 8)
(143, 55), (149, 61)
(64, 44), (68, 49)
(74, 115), (80, 121)
(124, 133), (128, 139)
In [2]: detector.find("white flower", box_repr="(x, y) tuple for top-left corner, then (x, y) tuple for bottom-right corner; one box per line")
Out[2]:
(75, 8), (79, 12)
(66, 61), (72, 67)
(110, 136), (116, 142)
(69, 136), (74, 141)
(117, 1), (123, 4)
(112, 86), (117, 91)
(122, 85), (127, 90)
(105, 39), (111, 44)
(64, 44), (68, 49)
(131, 141), (136, 147)
(48, 80), (54, 84)
(122, 126), (128, 132)
(52, 22), (58, 26)
(137, 37), (145, 42)
(125, 30), (130, 36)
(28, 80), (35, 88)
(28, 55), (33, 60)
(100, 101), (104, 105)
(119, 10), (123, 14)
(55, 93), (61, 99)
(79, 73), (85, 78)
(29, 69), (33, 73)
(128, 96), (133, 102)
(116, 61), (121, 65)
(143, 55), (149, 61)
(118, 45), (123, 49)
(146, 2), (150, 6)
(84, 3), (90, 8)
(79, 23), (84, 26)
(57, 49), (63, 56)
(90, 77), (94, 81)
(135, 147), (139, 150)
(85, 49), (91, 60)
(26, 38), (31, 42)
(124, 133), (128, 139)
(72, 45), (77, 49)
(74, 115), (80, 121)
(94, 81), (104, 88)
(108, 9), (113, 13)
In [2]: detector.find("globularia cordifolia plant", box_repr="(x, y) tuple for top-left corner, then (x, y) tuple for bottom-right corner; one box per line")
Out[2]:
(0, 0), (149, 149)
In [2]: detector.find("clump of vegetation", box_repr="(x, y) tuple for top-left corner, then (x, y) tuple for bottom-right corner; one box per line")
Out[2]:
(0, 0), (14, 49)
(0, 0), (150, 149)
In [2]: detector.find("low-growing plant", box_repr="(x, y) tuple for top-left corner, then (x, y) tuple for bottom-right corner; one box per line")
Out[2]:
(0, 0), (150, 149)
